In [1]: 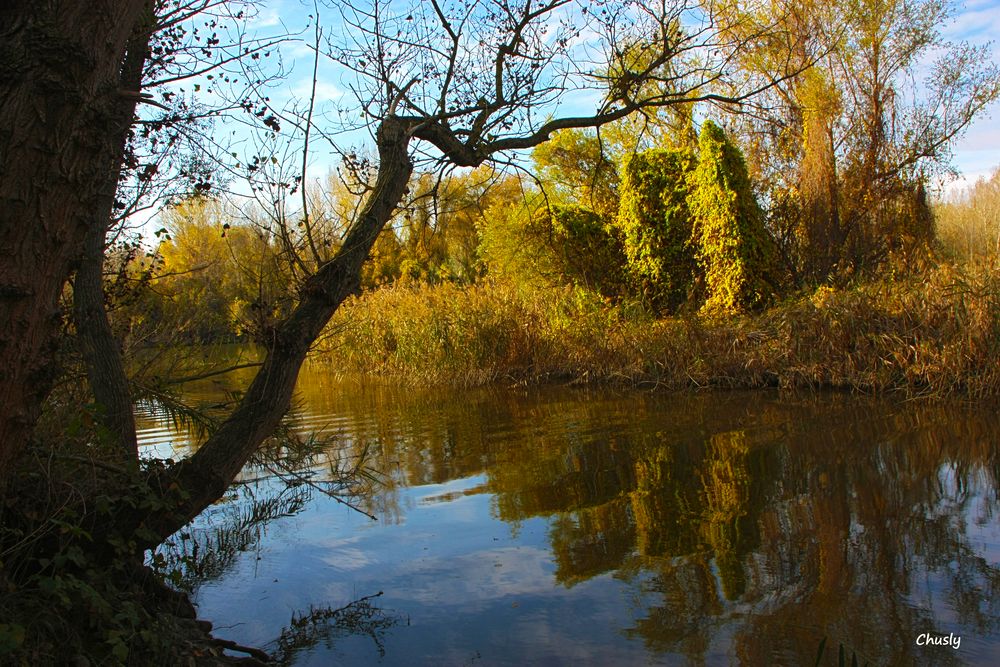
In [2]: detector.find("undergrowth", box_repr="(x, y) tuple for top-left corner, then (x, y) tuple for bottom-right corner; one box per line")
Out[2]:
(0, 400), (383, 665)
(314, 258), (1000, 397)
(0, 451), (218, 665)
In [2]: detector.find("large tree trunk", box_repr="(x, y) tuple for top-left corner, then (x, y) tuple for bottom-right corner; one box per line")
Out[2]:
(144, 116), (414, 544)
(72, 23), (152, 465)
(0, 1), (150, 482)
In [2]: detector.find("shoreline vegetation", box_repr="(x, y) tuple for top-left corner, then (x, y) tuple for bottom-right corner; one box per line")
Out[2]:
(312, 255), (1000, 399)
(134, 126), (1000, 404)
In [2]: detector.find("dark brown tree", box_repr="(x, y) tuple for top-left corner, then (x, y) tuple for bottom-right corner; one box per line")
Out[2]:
(0, 0), (155, 481)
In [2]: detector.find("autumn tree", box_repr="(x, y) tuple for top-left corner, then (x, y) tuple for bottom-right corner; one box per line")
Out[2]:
(723, 0), (999, 276)
(936, 167), (1000, 259)
(711, 0), (836, 278)
(688, 121), (777, 313)
(615, 147), (697, 311)
(829, 0), (1000, 264)
(144, 197), (292, 342)
(532, 128), (621, 218)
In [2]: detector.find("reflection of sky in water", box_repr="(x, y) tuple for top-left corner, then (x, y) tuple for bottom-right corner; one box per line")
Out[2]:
(192, 475), (654, 666)
(135, 405), (184, 460)
(140, 379), (1000, 665)
(902, 465), (1000, 666)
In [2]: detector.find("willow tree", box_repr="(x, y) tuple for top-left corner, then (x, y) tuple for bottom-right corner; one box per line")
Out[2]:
(719, 0), (1000, 275)
(829, 0), (1000, 263)
(0, 0), (801, 557)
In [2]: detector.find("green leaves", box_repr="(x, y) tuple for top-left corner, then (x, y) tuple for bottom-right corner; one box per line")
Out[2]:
(612, 122), (778, 315)
(688, 121), (777, 314)
(614, 147), (696, 313)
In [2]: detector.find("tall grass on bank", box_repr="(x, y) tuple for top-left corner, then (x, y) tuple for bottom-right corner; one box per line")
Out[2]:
(313, 260), (1000, 396)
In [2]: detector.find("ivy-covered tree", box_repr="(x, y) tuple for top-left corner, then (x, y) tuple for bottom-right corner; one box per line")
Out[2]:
(688, 121), (777, 314)
(614, 148), (697, 312)
(794, 68), (843, 280)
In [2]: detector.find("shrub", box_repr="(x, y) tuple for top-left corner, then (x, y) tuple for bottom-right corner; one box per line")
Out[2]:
(688, 121), (778, 314)
(614, 148), (697, 312)
(478, 197), (627, 299)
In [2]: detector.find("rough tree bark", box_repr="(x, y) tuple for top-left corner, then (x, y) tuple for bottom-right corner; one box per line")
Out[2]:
(72, 20), (153, 465)
(0, 0), (151, 482)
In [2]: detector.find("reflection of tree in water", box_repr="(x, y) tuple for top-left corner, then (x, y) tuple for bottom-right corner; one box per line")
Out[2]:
(698, 430), (766, 601)
(160, 365), (1000, 664)
(153, 479), (310, 591)
(548, 497), (635, 586)
(312, 384), (998, 665)
(153, 470), (400, 664)
(268, 591), (399, 666)
(451, 394), (999, 666)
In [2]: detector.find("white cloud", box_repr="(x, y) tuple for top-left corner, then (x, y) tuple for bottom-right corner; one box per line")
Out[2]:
(291, 78), (345, 103)
(944, 0), (1000, 44)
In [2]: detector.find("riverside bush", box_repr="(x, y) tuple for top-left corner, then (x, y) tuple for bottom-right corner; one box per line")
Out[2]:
(316, 280), (649, 385)
(615, 148), (697, 312)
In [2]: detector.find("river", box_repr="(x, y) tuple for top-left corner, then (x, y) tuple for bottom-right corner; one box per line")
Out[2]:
(136, 363), (1000, 665)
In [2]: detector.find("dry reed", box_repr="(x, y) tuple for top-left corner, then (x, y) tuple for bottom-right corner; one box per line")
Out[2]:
(313, 259), (1000, 397)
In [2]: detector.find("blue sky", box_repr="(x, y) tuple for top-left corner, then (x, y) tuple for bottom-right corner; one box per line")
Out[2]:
(941, 0), (1000, 188)
(161, 0), (1000, 215)
(258, 0), (1000, 185)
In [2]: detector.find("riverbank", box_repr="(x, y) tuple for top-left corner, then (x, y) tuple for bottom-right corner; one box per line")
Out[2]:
(0, 448), (272, 666)
(313, 258), (1000, 397)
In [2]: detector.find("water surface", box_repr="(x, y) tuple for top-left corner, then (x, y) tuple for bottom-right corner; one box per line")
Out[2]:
(137, 368), (1000, 665)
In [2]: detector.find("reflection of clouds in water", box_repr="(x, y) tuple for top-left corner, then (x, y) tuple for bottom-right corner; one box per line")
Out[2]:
(317, 544), (377, 572)
(313, 521), (554, 602)
(148, 377), (1000, 665)
(375, 564), (652, 667)
(415, 490), (485, 522)
(386, 546), (556, 607)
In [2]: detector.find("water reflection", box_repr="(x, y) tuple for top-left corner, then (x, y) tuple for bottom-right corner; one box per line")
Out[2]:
(139, 366), (1000, 665)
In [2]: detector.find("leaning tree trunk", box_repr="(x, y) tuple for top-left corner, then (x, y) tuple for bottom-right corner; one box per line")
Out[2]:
(143, 116), (415, 545)
(0, 0), (150, 484)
